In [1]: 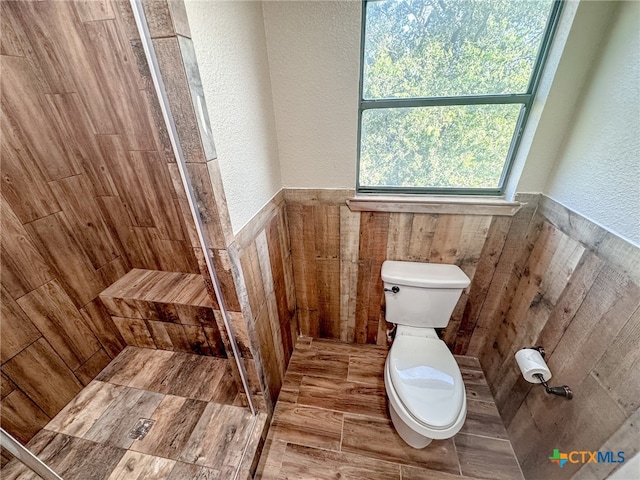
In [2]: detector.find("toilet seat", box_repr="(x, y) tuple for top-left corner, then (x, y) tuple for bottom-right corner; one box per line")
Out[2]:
(387, 335), (465, 430)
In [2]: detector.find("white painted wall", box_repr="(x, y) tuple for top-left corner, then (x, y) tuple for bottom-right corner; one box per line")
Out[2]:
(262, 0), (361, 188)
(544, 1), (640, 246)
(185, 0), (282, 233)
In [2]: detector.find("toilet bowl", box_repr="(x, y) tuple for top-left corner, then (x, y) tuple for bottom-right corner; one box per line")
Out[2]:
(383, 326), (466, 448)
(381, 260), (471, 448)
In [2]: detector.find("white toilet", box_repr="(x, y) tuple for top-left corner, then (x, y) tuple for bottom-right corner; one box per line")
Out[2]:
(382, 260), (471, 448)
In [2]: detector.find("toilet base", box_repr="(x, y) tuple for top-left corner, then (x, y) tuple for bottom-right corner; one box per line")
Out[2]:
(389, 402), (432, 449)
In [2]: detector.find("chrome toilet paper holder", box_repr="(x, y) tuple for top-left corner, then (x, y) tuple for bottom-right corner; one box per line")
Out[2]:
(528, 346), (573, 400)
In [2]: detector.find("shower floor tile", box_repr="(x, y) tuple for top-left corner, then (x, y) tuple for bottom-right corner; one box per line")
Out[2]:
(2, 347), (265, 480)
(256, 337), (524, 480)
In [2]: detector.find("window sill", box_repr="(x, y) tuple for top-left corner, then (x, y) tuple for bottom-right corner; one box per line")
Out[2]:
(346, 194), (522, 216)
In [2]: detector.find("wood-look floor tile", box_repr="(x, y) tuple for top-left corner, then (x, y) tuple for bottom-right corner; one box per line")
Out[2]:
(107, 451), (175, 480)
(160, 353), (234, 402)
(255, 438), (287, 480)
(47, 381), (125, 438)
(166, 462), (220, 479)
(179, 402), (254, 475)
(297, 376), (387, 418)
(454, 355), (482, 371)
(96, 347), (171, 386)
(84, 387), (164, 449)
(309, 338), (388, 357)
(347, 354), (386, 386)
(271, 403), (343, 451)
(277, 443), (401, 480)
(402, 465), (474, 480)
(342, 414), (461, 475)
(454, 433), (523, 480)
(130, 395), (207, 460)
(287, 348), (349, 380)
(461, 368), (493, 402)
(278, 372), (303, 404)
(117, 348), (175, 390)
(459, 399), (508, 440)
(4, 430), (126, 480)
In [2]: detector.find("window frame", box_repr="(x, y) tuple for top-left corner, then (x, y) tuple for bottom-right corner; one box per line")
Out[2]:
(356, 0), (565, 196)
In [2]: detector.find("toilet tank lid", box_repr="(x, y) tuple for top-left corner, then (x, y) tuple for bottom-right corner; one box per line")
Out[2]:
(382, 261), (470, 289)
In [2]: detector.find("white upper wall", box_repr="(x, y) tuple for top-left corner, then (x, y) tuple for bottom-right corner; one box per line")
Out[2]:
(544, 1), (640, 246)
(262, 0), (361, 188)
(185, 0), (282, 233)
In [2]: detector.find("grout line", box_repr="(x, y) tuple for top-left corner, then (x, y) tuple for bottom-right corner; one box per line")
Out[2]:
(339, 415), (345, 452)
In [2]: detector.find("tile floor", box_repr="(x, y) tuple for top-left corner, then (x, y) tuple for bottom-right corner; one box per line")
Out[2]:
(2, 347), (266, 480)
(256, 337), (524, 480)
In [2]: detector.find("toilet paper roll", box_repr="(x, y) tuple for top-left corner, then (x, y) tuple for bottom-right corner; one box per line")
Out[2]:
(515, 348), (552, 383)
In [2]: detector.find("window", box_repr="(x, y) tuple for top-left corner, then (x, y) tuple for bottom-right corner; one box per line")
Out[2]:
(357, 0), (563, 195)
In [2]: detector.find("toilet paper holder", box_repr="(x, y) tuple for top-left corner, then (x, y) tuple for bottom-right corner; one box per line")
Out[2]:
(528, 346), (573, 400)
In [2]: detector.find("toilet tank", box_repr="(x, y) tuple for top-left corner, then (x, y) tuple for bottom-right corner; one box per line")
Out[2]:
(382, 261), (470, 328)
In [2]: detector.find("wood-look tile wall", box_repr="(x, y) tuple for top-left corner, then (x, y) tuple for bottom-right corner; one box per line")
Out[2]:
(468, 196), (640, 480)
(0, 0), (207, 444)
(234, 192), (298, 409)
(284, 189), (529, 349)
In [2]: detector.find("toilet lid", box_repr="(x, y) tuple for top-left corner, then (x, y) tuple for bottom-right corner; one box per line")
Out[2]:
(389, 335), (464, 429)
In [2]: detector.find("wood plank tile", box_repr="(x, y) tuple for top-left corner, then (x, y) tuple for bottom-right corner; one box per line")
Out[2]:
(112, 317), (157, 349)
(73, 0), (114, 21)
(315, 258), (341, 338)
(592, 306), (640, 414)
(130, 395), (208, 460)
(108, 451), (175, 480)
(278, 372), (303, 405)
(44, 92), (118, 197)
(80, 299), (127, 358)
(167, 462), (221, 480)
(454, 433), (523, 480)
(96, 346), (160, 385)
(277, 443), (401, 480)
(84, 386), (164, 449)
(47, 380), (124, 438)
(297, 376), (387, 419)
(49, 174), (120, 269)
(74, 348), (112, 386)
(17, 280), (101, 370)
(25, 212), (105, 307)
(347, 353), (386, 386)
(3, 338), (83, 417)
(0, 198), (54, 299)
(22, 430), (126, 480)
(255, 438), (287, 480)
(179, 403), (254, 475)
(340, 205), (360, 343)
(401, 465), (471, 480)
(342, 414), (460, 475)
(1, 373), (17, 400)
(0, 53), (77, 182)
(0, 286), (41, 363)
(0, 390), (50, 444)
(271, 403), (343, 451)
(113, 348), (174, 391)
(459, 399), (508, 440)
(287, 349), (349, 380)
(309, 338), (388, 357)
(460, 368), (493, 403)
(408, 214), (438, 261)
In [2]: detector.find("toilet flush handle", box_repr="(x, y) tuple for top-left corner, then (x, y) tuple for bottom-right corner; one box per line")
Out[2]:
(384, 286), (400, 294)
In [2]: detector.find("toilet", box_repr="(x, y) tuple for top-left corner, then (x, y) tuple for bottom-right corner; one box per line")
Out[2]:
(382, 260), (471, 448)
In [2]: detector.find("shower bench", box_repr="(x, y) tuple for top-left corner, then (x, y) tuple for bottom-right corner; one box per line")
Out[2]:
(98, 269), (227, 357)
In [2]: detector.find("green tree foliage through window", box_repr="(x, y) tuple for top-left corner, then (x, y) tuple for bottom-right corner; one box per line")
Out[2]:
(358, 0), (560, 193)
